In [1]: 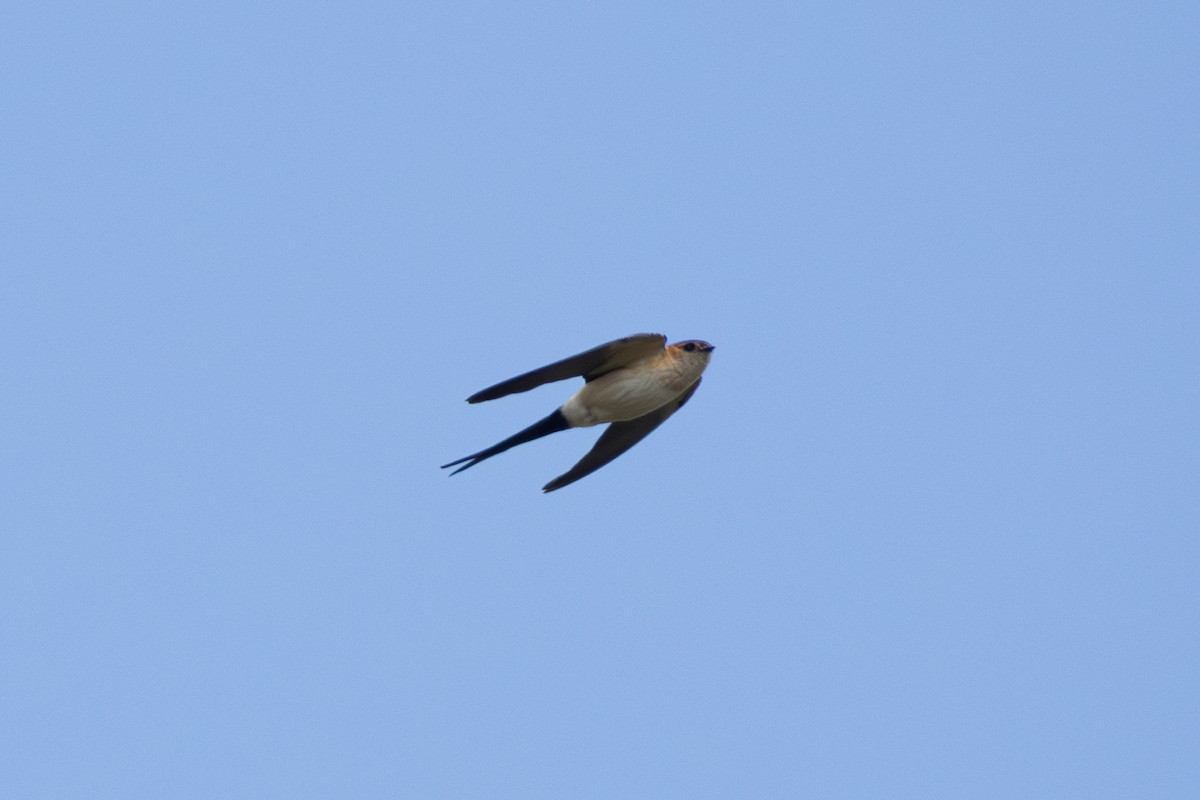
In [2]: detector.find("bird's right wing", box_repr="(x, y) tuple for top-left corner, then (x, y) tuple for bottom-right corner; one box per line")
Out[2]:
(466, 333), (666, 403)
(542, 377), (702, 492)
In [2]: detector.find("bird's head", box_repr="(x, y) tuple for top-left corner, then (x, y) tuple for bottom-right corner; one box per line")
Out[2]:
(669, 339), (715, 368)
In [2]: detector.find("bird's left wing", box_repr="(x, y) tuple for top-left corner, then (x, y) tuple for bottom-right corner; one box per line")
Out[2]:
(466, 333), (666, 404)
(542, 378), (703, 493)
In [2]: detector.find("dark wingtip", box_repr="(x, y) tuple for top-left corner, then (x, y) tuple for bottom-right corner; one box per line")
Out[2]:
(466, 386), (507, 403)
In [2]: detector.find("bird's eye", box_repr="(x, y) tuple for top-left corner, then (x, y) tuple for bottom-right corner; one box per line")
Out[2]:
(683, 342), (696, 352)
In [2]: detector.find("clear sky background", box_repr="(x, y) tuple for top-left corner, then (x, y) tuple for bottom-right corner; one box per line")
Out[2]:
(3, 2), (1197, 797)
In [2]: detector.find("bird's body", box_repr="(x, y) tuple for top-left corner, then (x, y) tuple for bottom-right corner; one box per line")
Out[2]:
(562, 346), (704, 426)
(442, 333), (714, 492)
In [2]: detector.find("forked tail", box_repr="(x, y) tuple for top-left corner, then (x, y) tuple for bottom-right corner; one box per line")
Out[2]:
(441, 410), (570, 476)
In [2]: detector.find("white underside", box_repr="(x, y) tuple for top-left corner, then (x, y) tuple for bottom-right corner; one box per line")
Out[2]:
(561, 369), (691, 427)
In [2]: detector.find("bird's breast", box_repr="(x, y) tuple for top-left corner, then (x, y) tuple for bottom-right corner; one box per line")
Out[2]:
(562, 367), (689, 427)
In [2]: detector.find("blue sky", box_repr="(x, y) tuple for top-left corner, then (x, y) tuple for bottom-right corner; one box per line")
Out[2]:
(3, 2), (1197, 797)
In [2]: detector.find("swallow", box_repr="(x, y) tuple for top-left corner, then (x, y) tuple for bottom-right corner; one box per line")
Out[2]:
(442, 333), (714, 492)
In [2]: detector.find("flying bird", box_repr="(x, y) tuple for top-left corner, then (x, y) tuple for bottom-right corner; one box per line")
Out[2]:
(442, 333), (714, 492)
